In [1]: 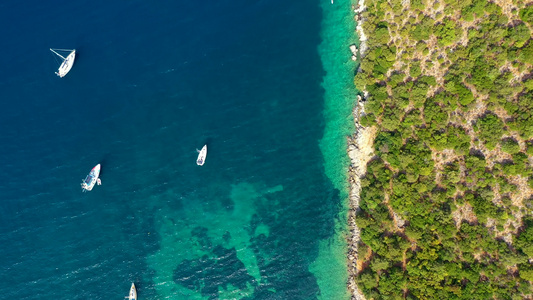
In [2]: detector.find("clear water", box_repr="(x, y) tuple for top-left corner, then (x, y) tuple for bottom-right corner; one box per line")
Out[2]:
(0, 0), (356, 298)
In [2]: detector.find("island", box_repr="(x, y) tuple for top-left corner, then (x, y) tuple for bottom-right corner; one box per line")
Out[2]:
(348, 0), (533, 298)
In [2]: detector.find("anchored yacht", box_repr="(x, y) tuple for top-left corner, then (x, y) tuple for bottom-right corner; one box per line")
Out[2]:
(196, 145), (207, 166)
(50, 48), (76, 77)
(126, 283), (137, 300)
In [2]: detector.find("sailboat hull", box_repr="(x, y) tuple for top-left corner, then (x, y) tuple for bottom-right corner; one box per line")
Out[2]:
(196, 145), (207, 166)
(129, 283), (137, 300)
(56, 50), (76, 78)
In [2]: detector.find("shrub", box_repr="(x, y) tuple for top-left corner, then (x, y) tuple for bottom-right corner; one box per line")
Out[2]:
(360, 113), (378, 127)
(517, 219), (533, 258)
(369, 23), (391, 48)
(519, 6), (533, 25)
(410, 61), (422, 78)
(434, 18), (461, 46)
(474, 113), (505, 150)
(508, 22), (531, 48)
(446, 79), (475, 106)
(526, 141), (533, 155)
(388, 72), (406, 88)
(500, 138), (520, 154)
(410, 18), (432, 40)
(411, 81), (429, 107)
(519, 41), (533, 65)
(358, 271), (378, 290)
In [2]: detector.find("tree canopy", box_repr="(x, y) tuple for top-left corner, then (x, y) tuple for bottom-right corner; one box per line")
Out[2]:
(353, 0), (533, 298)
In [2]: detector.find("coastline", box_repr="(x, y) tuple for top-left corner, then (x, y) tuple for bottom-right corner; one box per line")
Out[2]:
(347, 97), (376, 300)
(347, 0), (372, 299)
(314, 0), (363, 298)
(344, 0), (533, 298)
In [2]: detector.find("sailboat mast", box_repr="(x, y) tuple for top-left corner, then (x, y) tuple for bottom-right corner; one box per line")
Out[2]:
(50, 48), (66, 60)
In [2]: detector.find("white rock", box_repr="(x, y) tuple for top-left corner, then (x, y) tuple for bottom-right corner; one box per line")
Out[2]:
(349, 44), (358, 54)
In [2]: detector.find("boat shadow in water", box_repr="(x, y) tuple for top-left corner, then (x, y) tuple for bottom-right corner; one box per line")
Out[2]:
(97, 157), (108, 177)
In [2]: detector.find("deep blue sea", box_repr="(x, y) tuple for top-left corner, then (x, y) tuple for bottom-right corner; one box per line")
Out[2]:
(0, 0), (351, 299)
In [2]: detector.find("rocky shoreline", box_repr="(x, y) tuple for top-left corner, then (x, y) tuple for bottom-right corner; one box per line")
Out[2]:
(347, 0), (373, 299)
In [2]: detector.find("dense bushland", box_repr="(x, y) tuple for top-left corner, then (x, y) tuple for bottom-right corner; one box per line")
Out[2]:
(354, 0), (533, 298)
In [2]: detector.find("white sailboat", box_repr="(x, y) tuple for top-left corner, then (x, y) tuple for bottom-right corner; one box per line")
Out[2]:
(50, 48), (76, 77)
(196, 145), (207, 166)
(125, 283), (137, 300)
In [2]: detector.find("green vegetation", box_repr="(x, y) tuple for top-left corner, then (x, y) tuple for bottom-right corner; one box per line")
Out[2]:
(353, 0), (533, 298)
(474, 113), (505, 150)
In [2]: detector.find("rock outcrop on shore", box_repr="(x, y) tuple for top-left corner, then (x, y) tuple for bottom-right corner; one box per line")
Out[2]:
(349, 44), (358, 61)
(354, 1), (368, 57)
(347, 0), (371, 299)
(347, 96), (375, 300)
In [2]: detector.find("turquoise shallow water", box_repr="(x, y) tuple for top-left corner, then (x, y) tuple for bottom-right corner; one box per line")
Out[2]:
(313, 0), (358, 299)
(0, 0), (354, 299)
